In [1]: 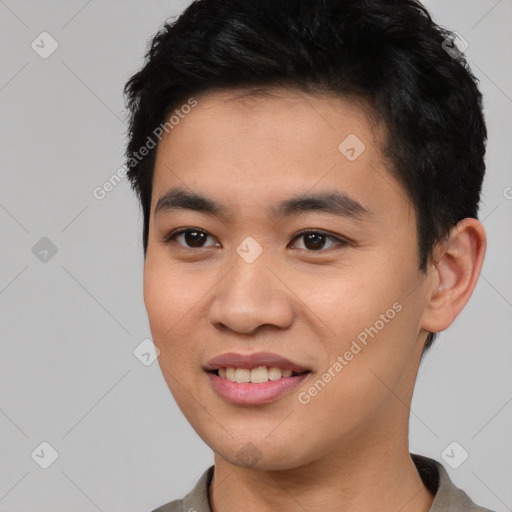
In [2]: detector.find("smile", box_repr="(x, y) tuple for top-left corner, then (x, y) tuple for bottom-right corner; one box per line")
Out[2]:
(206, 368), (311, 405)
(210, 366), (309, 383)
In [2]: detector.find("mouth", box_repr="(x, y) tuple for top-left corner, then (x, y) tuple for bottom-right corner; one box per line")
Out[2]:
(207, 366), (311, 383)
(203, 352), (312, 404)
(205, 366), (312, 405)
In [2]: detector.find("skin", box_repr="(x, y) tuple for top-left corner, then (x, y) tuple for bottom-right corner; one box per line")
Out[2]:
(143, 87), (486, 512)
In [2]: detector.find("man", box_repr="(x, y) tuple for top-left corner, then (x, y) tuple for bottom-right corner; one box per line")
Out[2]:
(123, 0), (493, 510)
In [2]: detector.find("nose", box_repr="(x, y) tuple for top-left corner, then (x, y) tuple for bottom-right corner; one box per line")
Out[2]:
(207, 251), (294, 335)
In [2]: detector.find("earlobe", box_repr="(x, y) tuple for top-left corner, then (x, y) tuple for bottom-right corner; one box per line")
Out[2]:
(420, 218), (487, 334)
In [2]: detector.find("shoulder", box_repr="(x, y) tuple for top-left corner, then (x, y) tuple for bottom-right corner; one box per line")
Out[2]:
(411, 453), (496, 512)
(149, 465), (215, 512)
(150, 499), (183, 512)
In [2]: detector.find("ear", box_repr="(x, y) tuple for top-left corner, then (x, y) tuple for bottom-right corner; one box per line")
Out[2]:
(420, 217), (487, 334)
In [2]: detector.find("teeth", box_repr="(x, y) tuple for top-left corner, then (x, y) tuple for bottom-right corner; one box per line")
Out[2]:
(268, 367), (282, 381)
(217, 366), (298, 383)
(235, 368), (251, 383)
(250, 366), (269, 383)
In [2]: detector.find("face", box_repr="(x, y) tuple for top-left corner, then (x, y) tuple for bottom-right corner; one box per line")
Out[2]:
(144, 88), (432, 470)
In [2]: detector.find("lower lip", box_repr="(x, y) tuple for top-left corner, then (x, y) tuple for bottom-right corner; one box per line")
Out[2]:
(207, 371), (310, 405)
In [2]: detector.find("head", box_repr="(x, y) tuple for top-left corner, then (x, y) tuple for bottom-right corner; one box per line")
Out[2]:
(123, 0), (487, 469)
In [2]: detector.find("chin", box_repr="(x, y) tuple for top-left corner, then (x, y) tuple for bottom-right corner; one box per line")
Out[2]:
(211, 438), (310, 471)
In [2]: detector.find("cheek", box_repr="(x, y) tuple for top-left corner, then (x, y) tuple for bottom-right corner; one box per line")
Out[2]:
(295, 255), (422, 383)
(143, 261), (174, 338)
(142, 255), (215, 380)
(143, 260), (205, 412)
(142, 257), (196, 371)
(289, 257), (400, 337)
(143, 254), (199, 337)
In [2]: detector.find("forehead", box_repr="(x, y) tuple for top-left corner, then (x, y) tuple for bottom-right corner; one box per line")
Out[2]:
(151, 87), (410, 226)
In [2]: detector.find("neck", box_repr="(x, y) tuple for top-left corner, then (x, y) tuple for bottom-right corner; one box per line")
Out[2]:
(209, 433), (434, 512)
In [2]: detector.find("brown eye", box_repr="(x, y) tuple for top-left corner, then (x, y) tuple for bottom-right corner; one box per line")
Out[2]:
(164, 228), (219, 248)
(290, 230), (347, 251)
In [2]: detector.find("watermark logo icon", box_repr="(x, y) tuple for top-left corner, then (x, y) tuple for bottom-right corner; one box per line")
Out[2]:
(236, 237), (263, 264)
(32, 237), (58, 263)
(442, 32), (468, 59)
(338, 134), (366, 161)
(31, 441), (59, 469)
(441, 441), (469, 469)
(133, 338), (160, 366)
(236, 442), (262, 467)
(31, 32), (59, 59)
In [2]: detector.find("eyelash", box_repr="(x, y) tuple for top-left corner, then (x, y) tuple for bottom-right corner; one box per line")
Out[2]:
(162, 228), (349, 252)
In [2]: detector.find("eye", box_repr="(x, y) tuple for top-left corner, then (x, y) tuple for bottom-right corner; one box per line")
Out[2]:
(289, 230), (348, 251)
(163, 228), (348, 251)
(163, 228), (219, 248)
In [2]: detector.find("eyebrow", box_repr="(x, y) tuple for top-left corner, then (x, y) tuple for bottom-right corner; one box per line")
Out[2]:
(154, 186), (373, 221)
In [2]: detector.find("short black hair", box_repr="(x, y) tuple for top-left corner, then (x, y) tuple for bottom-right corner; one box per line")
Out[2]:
(123, 0), (487, 352)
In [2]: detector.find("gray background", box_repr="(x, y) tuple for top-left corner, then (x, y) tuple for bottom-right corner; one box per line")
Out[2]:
(0, 1), (511, 511)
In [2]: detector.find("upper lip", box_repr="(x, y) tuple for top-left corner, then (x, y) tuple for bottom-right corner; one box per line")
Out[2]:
(204, 352), (311, 373)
